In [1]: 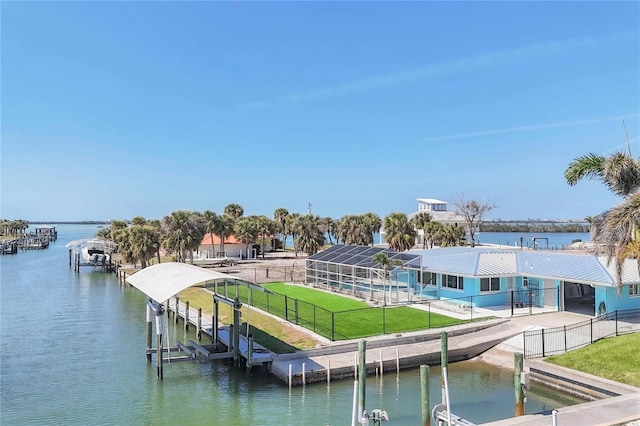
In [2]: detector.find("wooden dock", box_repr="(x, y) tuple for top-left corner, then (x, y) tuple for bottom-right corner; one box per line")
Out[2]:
(162, 298), (275, 370)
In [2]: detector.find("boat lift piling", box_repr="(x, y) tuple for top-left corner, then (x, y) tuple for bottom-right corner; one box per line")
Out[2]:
(429, 331), (478, 426)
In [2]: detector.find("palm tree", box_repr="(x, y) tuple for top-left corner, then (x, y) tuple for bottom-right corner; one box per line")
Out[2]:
(596, 189), (640, 295)
(234, 217), (258, 257)
(372, 252), (402, 306)
(274, 208), (289, 251)
(362, 213), (382, 246)
(224, 203), (244, 220)
(296, 215), (326, 255)
(146, 219), (163, 264)
(411, 212), (433, 248)
(437, 224), (465, 247)
(202, 210), (220, 258)
(131, 216), (147, 226)
(424, 221), (442, 249)
(161, 210), (204, 263)
(565, 150), (640, 294)
(214, 214), (234, 258)
(286, 213), (302, 257)
(320, 217), (336, 245)
(565, 152), (640, 197)
(336, 215), (367, 245)
(129, 224), (160, 268)
(383, 213), (416, 252)
(255, 215), (276, 259)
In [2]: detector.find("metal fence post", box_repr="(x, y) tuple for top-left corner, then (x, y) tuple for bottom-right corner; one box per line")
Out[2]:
(313, 305), (316, 332)
(295, 299), (299, 325)
(382, 306), (386, 335)
(511, 290), (514, 317)
(331, 312), (335, 341)
(564, 325), (567, 353)
(285, 295), (289, 321)
(541, 328), (545, 357)
(590, 319), (593, 343)
(615, 310), (619, 336)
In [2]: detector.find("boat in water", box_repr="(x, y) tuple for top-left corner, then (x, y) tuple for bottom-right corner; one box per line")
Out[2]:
(66, 238), (118, 266)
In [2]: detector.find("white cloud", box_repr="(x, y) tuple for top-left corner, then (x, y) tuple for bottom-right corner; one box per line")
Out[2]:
(238, 30), (637, 109)
(423, 114), (640, 143)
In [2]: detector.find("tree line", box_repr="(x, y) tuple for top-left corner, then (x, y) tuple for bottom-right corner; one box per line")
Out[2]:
(90, 201), (493, 268)
(478, 222), (589, 233)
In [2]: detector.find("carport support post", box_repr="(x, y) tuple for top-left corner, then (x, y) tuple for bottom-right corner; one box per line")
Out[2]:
(358, 340), (366, 424)
(233, 306), (240, 367)
(212, 297), (219, 345)
(441, 331), (448, 405)
(515, 352), (524, 416)
(197, 308), (202, 340)
(421, 365), (431, 426)
(184, 301), (190, 331)
(146, 301), (153, 362)
(156, 307), (165, 380)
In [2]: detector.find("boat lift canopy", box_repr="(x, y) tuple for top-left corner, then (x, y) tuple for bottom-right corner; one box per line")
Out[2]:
(65, 237), (118, 253)
(125, 262), (262, 303)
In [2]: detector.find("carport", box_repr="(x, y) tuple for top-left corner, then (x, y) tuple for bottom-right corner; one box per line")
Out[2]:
(126, 262), (270, 379)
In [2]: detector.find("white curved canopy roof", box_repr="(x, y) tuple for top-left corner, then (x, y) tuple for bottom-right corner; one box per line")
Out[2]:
(126, 262), (245, 303)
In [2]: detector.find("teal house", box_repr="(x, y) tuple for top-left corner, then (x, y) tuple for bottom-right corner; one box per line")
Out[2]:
(305, 245), (640, 317)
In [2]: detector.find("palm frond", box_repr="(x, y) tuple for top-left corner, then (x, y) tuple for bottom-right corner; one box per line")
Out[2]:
(564, 153), (606, 186)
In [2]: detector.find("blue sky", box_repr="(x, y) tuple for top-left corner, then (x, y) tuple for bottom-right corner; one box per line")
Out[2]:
(2, 1), (639, 222)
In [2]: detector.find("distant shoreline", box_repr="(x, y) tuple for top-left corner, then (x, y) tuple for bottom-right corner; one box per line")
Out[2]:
(27, 221), (110, 225)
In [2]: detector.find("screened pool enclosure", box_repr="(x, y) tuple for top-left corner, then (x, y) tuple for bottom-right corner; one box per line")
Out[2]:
(305, 245), (423, 304)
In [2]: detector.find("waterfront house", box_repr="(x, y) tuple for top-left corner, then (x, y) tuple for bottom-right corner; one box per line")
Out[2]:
(198, 233), (276, 259)
(305, 245), (640, 317)
(379, 198), (468, 246)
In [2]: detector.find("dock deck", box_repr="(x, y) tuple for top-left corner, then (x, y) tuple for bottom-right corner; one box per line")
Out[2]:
(166, 298), (275, 369)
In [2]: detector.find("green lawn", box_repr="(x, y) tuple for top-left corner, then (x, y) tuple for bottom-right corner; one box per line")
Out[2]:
(545, 332), (640, 387)
(210, 281), (465, 340)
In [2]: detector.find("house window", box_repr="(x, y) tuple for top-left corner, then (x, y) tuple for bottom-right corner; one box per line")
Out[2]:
(629, 284), (640, 297)
(481, 277), (500, 292)
(443, 274), (464, 290)
(422, 272), (437, 286)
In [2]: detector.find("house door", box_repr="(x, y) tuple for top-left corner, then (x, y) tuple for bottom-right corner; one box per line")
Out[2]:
(543, 279), (556, 308)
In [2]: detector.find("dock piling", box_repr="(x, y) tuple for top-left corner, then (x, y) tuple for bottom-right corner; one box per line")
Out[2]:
(515, 352), (525, 416)
(441, 331), (448, 404)
(421, 365), (431, 426)
(358, 340), (366, 423)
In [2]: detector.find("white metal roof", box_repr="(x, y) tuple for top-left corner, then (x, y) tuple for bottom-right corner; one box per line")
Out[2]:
(417, 198), (448, 204)
(125, 262), (245, 303)
(409, 247), (640, 286)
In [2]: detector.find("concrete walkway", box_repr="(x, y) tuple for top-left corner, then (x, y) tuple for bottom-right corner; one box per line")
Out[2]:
(271, 319), (524, 385)
(480, 393), (640, 426)
(271, 310), (640, 425)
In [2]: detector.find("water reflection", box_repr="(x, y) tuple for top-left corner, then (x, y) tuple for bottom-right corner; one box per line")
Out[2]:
(0, 225), (589, 426)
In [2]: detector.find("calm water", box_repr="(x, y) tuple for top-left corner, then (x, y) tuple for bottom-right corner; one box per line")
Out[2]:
(475, 232), (591, 249)
(1, 225), (586, 425)
(372, 232), (590, 249)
